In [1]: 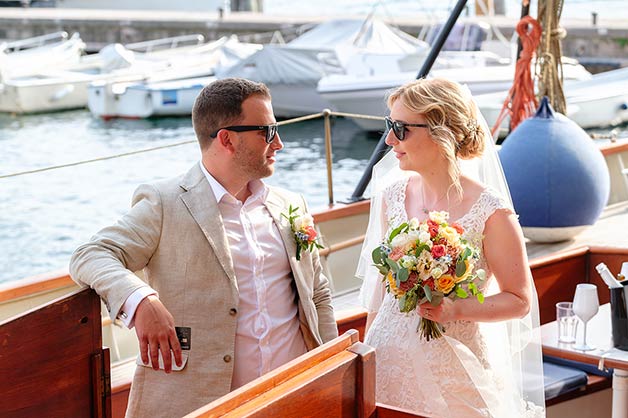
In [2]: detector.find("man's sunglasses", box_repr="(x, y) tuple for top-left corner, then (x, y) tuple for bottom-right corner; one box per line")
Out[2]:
(210, 123), (279, 144)
(385, 116), (429, 141)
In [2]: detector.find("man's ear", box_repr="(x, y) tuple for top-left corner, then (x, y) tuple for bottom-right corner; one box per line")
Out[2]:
(217, 129), (236, 154)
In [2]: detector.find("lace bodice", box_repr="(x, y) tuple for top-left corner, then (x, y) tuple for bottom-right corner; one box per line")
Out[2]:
(383, 176), (512, 284)
(365, 177), (542, 418)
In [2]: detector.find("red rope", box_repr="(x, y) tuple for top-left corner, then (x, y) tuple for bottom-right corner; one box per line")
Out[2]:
(491, 16), (542, 137)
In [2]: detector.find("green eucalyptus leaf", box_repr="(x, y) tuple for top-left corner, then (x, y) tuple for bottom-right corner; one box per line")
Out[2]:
(372, 247), (384, 264)
(455, 287), (468, 299)
(398, 268), (409, 282)
(455, 260), (466, 277)
(388, 223), (409, 242)
(423, 284), (432, 302)
(386, 258), (399, 273)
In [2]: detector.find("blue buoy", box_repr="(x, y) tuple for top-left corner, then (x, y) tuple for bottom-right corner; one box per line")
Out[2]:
(499, 97), (610, 242)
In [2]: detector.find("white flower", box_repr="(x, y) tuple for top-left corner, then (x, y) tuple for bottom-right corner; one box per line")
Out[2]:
(408, 217), (420, 229)
(400, 255), (417, 269)
(293, 213), (314, 230)
(391, 232), (414, 249)
(407, 230), (421, 243)
(418, 231), (432, 245)
(429, 210), (449, 224)
(431, 266), (444, 279)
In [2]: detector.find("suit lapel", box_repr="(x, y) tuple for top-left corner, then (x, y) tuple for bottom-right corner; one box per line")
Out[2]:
(179, 165), (238, 292)
(264, 189), (320, 348)
(264, 189), (309, 296)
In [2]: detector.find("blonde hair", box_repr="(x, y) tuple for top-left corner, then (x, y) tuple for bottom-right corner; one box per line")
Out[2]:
(387, 78), (486, 199)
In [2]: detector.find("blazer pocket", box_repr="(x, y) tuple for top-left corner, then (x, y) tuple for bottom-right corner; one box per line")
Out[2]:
(136, 351), (189, 371)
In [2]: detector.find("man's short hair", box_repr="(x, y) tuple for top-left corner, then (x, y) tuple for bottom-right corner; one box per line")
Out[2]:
(192, 78), (271, 150)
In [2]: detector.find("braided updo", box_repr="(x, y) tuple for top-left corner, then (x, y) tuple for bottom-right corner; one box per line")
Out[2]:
(387, 78), (487, 198)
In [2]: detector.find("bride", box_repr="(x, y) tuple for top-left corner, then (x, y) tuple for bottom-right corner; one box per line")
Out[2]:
(357, 78), (545, 417)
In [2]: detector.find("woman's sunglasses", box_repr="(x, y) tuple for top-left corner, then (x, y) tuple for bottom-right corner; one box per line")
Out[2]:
(385, 116), (428, 141)
(210, 123), (279, 144)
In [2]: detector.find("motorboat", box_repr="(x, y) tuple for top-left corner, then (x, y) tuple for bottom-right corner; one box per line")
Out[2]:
(87, 36), (261, 119)
(0, 32), (85, 81)
(318, 57), (593, 131)
(218, 17), (430, 117)
(476, 66), (628, 135)
(0, 35), (258, 114)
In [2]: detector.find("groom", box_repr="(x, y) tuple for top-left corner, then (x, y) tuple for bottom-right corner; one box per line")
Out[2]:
(70, 78), (338, 418)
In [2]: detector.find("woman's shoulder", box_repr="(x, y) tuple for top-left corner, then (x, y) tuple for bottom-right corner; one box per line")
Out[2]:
(381, 174), (413, 197)
(460, 177), (514, 222)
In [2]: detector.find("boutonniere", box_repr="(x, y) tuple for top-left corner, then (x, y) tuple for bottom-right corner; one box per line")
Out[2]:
(281, 205), (323, 261)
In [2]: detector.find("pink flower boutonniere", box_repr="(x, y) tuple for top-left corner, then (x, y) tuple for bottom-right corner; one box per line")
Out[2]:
(282, 205), (323, 261)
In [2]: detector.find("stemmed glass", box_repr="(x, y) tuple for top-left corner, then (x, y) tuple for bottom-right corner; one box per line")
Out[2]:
(572, 283), (600, 351)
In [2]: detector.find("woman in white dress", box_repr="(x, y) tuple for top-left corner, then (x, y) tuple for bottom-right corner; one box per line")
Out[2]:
(357, 78), (545, 418)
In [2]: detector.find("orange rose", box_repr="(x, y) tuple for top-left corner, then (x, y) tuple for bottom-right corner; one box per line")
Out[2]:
(436, 274), (456, 294)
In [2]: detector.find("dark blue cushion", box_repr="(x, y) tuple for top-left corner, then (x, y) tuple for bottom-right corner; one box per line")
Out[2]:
(544, 355), (613, 378)
(543, 361), (588, 400)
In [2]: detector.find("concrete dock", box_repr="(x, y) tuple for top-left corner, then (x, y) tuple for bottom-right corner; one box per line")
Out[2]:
(1, 7), (627, 71)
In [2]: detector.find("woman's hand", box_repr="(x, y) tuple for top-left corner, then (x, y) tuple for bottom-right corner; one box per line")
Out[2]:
(418, 298), (458, 323)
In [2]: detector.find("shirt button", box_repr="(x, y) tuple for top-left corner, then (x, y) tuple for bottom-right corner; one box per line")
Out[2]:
(229, 308), (237, 316)
(223, 354), (232, 363)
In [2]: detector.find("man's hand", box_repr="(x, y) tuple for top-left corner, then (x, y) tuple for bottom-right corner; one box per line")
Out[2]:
(134, 295), (182, 373)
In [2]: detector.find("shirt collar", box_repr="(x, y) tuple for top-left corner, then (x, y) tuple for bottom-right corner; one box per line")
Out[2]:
(199, 161), (267, 204)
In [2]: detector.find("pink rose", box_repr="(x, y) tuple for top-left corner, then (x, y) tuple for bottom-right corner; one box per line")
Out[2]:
(431, 244), (446, 258)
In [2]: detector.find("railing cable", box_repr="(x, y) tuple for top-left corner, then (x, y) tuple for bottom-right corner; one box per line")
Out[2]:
(0, 139), (196, 179)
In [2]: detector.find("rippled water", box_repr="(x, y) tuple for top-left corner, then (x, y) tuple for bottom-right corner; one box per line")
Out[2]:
(0, 110), (378, 283)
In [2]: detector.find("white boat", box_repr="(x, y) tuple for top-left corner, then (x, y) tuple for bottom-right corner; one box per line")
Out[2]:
(88, 36), (261, 119)
(218, 17), (430, 118)
(0, 35), (257, 115)
(95, 75), (216, 119)
(0, 34), (208, 114)
(318, 58), (593, 131)
(0, 32), (85, 81)
(476, 66), (628, 135)
(0, 43), (140, 113)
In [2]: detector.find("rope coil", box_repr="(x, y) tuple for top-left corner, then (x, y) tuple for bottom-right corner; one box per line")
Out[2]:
(490, 15), (541, 137)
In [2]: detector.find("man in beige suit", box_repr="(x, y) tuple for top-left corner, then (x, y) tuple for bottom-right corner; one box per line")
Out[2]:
(70, 78), (338, 418)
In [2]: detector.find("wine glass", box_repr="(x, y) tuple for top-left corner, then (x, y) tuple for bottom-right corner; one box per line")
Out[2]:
(572, 283), (600, 351)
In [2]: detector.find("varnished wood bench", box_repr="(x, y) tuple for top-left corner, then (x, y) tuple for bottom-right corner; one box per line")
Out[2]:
(183, 330), (426, 418)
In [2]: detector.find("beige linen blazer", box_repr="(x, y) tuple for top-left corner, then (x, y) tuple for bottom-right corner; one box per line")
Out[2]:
(70, 163), (338, 418)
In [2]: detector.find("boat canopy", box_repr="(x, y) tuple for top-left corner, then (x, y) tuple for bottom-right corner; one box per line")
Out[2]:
(218, 17), (428, 86)
(288, 18), (427, 54)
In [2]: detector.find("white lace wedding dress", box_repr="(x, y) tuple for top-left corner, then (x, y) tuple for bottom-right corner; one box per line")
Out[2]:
(364, 178), (544, 418)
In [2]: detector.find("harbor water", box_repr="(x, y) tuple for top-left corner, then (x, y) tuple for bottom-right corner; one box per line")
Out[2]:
(0, 110), (379, 283)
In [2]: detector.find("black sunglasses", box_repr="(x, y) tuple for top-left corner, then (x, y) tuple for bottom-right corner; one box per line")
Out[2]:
(210, 123), (279, 144)
(385, 116), (429, 141)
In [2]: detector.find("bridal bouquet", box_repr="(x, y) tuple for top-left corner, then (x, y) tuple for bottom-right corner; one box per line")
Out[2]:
(371, 211), (486, 341)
